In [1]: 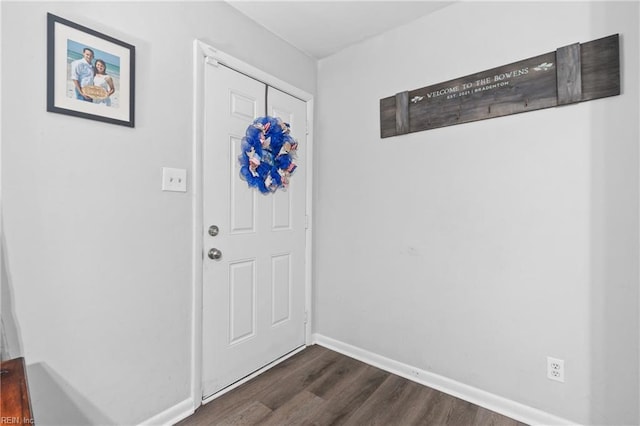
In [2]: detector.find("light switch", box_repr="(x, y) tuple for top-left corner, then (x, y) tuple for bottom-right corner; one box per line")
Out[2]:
(162, 167), (187, 192)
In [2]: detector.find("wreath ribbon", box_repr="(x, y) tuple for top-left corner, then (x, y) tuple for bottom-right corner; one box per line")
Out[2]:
(238, 116), (298, 193)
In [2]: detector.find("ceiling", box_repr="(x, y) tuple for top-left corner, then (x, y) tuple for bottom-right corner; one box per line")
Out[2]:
(225, 1), (454, 59)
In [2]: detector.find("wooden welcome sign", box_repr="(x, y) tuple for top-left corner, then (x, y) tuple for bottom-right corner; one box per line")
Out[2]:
(380, 34), (620, 138)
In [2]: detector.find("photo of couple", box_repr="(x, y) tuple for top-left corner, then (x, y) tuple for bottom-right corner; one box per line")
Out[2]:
(67, 39), (120, 108)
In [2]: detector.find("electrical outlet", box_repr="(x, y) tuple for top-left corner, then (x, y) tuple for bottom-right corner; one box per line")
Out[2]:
(547, 357), (565, 382)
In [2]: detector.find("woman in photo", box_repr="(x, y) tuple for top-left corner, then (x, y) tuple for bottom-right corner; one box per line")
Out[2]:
(93, 59), (115, 106)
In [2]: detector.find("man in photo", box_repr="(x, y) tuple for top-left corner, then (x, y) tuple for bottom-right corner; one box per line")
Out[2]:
(70, 47), (94, 102)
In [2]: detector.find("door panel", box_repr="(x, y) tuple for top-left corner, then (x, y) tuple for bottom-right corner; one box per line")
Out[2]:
(202, 63), (306, 398)
(230, 134), (256, 233)
(229, 259), (256, 344)
(271, 253), (292, 325)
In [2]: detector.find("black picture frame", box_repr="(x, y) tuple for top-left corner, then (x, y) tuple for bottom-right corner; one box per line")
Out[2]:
(47, 13), (135, 127)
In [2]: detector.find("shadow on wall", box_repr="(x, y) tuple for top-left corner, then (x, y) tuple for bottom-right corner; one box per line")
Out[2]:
(1, 222), (23, 360)
(588, 28), (640, 425)
(2, 223), (114, 425)
(28, 363), (115, 426)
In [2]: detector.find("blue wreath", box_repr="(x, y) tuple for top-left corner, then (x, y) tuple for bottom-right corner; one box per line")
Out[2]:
(238, 116), (298, 194)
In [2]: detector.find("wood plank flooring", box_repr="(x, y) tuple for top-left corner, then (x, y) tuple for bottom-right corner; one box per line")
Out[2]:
(178, 345), (528, 426)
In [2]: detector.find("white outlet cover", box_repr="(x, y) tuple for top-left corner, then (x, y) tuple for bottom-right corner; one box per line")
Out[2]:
(162, 167), (187, 192)
(547, 356), (565, 383)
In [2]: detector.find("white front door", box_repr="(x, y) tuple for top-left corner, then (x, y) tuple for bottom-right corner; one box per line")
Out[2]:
(202, 62), (307, 398)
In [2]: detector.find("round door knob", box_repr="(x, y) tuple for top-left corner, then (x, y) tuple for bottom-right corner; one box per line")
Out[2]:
(208, 248), (222, 260)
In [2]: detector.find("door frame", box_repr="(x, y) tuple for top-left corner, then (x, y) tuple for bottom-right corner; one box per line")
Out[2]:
(190, 39), (314, 410)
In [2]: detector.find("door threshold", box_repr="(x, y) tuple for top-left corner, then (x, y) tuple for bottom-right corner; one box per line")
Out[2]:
(202, 344), (306, 404)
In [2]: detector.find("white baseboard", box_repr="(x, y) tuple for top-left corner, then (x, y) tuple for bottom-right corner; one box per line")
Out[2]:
(138, 397), (194, 426)
(312, 333), (577, 426)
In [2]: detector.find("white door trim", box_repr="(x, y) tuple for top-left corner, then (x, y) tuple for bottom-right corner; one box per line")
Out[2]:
(190, 39), (314, 411)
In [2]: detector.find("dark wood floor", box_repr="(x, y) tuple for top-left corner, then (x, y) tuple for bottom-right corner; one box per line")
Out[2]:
(178, 345), (528, 426)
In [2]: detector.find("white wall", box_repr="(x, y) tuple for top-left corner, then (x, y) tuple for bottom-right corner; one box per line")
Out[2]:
(314, 2), (638, 425)
(1, 1), (315, 424)
(3, 1), (638, 425)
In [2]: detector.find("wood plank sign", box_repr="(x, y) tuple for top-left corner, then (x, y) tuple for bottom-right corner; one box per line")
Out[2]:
(380, 34), (620, 138)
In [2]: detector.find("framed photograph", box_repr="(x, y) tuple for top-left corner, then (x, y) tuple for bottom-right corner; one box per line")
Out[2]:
(47, 13), (135, 127)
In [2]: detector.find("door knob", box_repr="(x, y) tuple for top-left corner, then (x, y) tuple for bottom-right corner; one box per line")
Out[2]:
(208, 248), (222, 260)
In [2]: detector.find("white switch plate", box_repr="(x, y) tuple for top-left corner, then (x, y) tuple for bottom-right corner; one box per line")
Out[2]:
(162, 167), (187, 192)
